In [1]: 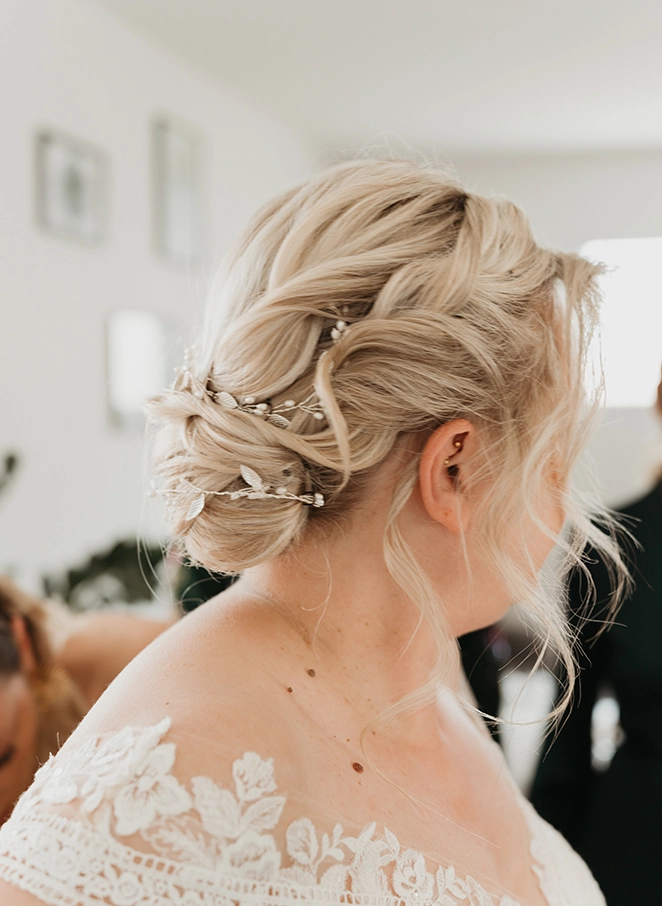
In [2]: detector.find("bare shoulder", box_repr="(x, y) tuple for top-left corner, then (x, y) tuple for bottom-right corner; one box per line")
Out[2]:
(57, 610), (173, 706)
(0, 596), (311, 906)
(0, 880), (44, 906)
(59, 592), (306, 784)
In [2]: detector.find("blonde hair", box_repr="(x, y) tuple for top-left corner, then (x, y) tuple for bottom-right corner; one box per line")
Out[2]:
(149, 159), (624, 717)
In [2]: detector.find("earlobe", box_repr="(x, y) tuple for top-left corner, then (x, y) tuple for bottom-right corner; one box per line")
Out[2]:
(419, 420), (474, 534)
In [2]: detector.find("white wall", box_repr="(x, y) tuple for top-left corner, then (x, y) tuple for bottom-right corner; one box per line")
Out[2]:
(453, 149), (662, 251)
(0, 0), (314, 589)
(453, 150), (662, 507)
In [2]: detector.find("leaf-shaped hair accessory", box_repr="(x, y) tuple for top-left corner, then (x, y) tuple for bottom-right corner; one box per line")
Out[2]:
(217, 391), (239, 409)
(268, 414), (291, 429)
(185, 493), (206, 522)
(157, 466), (323, 521)
(240, 465), (266, 491)
(173, 349), (327, 428)
(207, 382), (325, 429)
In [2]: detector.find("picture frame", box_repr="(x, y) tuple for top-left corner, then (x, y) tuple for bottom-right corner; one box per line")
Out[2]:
(36, 130), (107, 243)
(152, 118), (204, 266)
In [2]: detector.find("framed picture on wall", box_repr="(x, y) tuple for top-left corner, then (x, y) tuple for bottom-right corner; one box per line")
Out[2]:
(152, 119), (204, 266)
(36, 130), (107, 243)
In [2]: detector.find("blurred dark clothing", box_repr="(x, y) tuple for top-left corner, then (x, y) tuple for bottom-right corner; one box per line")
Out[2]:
(176, 565), (235, 613)
(530, 483), (662, 905)
(458, 627), (501, 738)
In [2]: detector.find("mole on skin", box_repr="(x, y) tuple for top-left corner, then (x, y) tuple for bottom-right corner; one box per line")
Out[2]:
(307, 668), (316, 677)
(352, 762), (364, 773)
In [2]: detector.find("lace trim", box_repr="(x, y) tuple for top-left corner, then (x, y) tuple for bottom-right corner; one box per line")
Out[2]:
(0, 814), (403, 906)
(0, 719), (561, 906)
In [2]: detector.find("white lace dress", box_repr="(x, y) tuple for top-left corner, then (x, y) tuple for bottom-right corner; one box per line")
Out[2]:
(0, 718), (604, 906)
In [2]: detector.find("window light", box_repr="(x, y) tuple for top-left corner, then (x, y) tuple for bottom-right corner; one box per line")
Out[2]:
(581, 238), (662, 408)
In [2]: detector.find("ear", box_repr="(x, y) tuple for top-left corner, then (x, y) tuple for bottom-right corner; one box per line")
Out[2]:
(10, 615), (37, 675)
(418, 419), (476, 534)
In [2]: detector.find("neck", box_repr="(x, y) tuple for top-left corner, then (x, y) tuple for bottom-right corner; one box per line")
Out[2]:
(238, 495), (461, 731)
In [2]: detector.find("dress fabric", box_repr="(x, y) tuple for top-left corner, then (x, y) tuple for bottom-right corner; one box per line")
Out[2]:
(0, 718), (604, 906)
(530, 483), (662, 904)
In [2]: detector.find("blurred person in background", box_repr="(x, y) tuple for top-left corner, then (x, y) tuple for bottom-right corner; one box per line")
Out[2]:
(530, 366), (662, 904)
(0, 575), (172, 824)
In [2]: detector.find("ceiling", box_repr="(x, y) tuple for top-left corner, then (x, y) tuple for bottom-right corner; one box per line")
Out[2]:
(93, 0), (662, 155)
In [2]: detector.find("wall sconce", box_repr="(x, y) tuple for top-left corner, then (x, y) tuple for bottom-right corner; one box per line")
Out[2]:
(106, 309), (168, 428)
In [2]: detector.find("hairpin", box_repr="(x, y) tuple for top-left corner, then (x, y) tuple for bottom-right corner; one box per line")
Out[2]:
(150, 465), (324, 522)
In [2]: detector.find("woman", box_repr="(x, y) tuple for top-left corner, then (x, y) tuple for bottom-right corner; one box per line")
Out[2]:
(0, 160), (622, 905)
(0, 575), (171, 824)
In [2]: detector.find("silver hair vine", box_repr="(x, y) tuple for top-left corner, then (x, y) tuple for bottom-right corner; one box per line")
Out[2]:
(174, 348), (326, 429)
(215, 390), (325, 428)
(150, 466), (324, 523)
(164, 348), (329, 519)
(164, 313), (354, 520)
(174, 310), (351, 428)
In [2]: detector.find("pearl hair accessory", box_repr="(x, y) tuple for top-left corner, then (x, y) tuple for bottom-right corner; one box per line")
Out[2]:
(149, 465), (324, 521)
(164, 348), (329, 523)
(330, 319), (349, 343)
(215, 390), (325, 428)
(173, 350), (326, 429)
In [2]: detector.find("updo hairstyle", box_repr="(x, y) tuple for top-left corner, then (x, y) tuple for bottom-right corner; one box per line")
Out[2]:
(149, 159), (622, 696)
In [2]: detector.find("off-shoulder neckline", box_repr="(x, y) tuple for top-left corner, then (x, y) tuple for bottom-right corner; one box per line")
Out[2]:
(0, 717), (565, 906)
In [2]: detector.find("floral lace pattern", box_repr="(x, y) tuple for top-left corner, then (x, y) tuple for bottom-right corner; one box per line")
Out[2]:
(0, 719), (604, 906)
